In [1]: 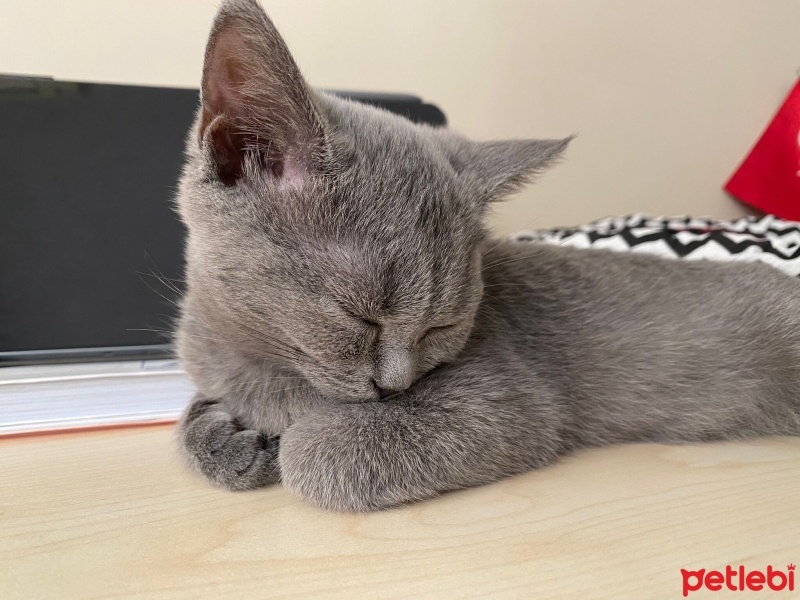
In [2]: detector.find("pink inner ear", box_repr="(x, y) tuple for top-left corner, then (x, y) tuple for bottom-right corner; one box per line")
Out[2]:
(199, 27), (249, 145)
(280, 156), (305, 185)
(266, 156), (305, 185)
(199, 30), (273, 186)
(202, 113), (305, 187)
(197, 20), (316, 187)
(205, 28), (249, 112)
(204, 116), (245, 186)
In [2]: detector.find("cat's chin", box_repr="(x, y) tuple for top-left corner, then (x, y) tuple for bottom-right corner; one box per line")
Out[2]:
(328, 390), (383, 405)
(306, 381), (382, 404)
(325, 385), (414, 405)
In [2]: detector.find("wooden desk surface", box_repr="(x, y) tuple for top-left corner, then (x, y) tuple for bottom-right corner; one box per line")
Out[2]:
(1, 426), (799, 599)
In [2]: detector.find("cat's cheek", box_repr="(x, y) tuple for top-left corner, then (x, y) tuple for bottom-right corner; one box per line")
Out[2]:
(301, 372), (376, 404)
(417, 336), (466, 374)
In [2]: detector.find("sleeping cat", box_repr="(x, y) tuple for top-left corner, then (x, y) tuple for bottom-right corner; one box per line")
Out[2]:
(176, 0), (800, 511)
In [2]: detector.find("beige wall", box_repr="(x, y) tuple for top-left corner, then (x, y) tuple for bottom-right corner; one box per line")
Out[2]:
(2, 1), (798, 235)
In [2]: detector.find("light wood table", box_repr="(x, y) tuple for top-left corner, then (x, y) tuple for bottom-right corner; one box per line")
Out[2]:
(2, 426), (799, 599)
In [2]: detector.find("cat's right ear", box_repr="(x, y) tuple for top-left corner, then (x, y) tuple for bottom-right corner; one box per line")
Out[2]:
(443, 134), (573, 204)
(199, 0), (327, 186)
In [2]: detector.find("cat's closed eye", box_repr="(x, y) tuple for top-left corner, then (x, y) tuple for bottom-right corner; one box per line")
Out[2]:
(418, 324), (457, 342)
(333, 302), (379, 330)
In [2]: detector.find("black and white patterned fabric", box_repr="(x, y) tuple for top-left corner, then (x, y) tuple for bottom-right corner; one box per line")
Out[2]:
(512, 214), (800, 278)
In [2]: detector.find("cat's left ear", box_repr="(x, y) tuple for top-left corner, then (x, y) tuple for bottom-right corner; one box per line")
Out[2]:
(198, 0), (330, 186)
(445, 135), (573, 203)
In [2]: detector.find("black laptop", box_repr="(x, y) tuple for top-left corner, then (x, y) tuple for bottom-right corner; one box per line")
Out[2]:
(0, 76), (446, 366)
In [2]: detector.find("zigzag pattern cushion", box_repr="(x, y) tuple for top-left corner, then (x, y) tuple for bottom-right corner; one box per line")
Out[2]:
(513, 214), (800, 278)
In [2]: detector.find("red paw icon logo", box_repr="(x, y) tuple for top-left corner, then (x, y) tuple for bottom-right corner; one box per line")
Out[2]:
(681, 564), (795, 596)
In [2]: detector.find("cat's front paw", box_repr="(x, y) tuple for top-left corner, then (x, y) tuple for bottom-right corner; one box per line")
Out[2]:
(278, 404), (436, 512)
(178, 396), (280, 490)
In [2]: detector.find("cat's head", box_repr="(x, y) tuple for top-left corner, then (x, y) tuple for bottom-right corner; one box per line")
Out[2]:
(177, 0), (569, 402)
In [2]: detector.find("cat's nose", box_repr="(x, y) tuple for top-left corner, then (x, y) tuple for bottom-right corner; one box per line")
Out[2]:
(373, 347), (414, 398)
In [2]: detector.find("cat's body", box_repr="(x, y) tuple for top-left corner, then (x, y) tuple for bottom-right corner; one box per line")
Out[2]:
(176, 0), (800, 511)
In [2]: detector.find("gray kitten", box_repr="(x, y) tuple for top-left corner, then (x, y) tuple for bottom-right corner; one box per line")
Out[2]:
(176, 0), (800, 511)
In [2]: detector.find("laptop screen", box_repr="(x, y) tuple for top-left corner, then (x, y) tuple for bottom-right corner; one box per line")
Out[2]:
(0, 77), (445, 365)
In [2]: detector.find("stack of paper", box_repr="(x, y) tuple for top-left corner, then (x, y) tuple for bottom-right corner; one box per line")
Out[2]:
(0, 360), (194, 437)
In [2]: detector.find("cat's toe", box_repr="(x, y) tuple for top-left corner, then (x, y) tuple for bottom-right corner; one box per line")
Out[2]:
(215, 430), (280, 490)
(178, 396), (280, 490)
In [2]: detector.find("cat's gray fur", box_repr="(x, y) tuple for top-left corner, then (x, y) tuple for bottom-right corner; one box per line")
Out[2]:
(176, 0), (800, 511)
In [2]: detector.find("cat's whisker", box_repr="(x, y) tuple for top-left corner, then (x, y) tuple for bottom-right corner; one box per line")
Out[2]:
(126, 327), (174, 337)
(477, 310), (510, 332)
(142, 250), (186, 296)
(482, 252), (545, 271)
(139, 270), (184, 298)
(221, 376), (310, 395)
(481, 215), (542, 257)
(251, 344), (300, 364)
(226, 313), (308, 359)
(241, 331), (306, 361)
(163, 304), (304, 364)
(136, 273), (181, 308)
(149, 264), (185, 293)
(174, 306), (306, 365)
(127, 327), (227, 347)
(260, 349), (304, 364)
(481, 238), (569, 272)
(481, 293), (518, 312)
(480, 241), (569, 272)
(253, 330), (306, 355)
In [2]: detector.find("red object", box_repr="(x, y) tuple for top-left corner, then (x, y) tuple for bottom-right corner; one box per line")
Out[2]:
(724, 79), (800, 220)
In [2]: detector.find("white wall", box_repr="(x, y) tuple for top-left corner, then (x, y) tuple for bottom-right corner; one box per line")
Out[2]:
(2, 1), (798, 235)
